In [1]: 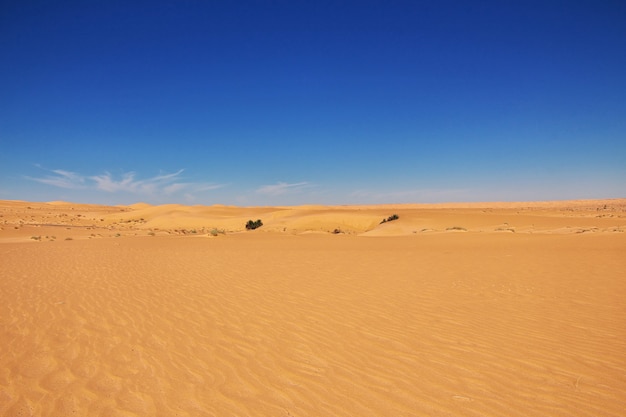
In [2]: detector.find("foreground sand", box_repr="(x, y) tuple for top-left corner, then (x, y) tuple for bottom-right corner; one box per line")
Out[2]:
(1, 199), (625, 416)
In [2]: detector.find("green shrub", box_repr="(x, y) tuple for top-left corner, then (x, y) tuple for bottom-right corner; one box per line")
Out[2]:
(245, 219), (263, 230)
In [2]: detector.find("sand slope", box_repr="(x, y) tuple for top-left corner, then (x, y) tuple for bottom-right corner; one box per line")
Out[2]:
(1, 199), (625, 416)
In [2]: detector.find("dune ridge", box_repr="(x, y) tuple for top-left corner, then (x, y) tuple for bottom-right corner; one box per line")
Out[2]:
(1, 199), (624, 239)
(1, 199), (625, 416)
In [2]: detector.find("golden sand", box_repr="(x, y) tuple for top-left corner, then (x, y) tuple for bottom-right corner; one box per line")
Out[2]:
(1, 199), (625, 416)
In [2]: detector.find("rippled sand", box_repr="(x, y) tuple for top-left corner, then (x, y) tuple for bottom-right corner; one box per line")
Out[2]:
(1, 200), (625, 416)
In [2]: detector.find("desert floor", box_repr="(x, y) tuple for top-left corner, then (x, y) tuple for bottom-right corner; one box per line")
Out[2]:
(1, 199), (625, 416)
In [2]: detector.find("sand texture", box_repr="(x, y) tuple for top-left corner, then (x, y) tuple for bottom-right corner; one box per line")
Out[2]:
(1, 199), (625, 416)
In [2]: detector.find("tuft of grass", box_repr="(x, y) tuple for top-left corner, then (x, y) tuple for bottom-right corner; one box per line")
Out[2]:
(30, 236), (41, 241)
(209, 228), (225, 236)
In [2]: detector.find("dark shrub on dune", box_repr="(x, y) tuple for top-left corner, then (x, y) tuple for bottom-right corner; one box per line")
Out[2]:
(246, 219), (263, 230)
(381, 214), (399, 224)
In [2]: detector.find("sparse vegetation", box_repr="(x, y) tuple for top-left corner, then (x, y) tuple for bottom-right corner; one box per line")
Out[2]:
(380, 214), (399, 224)
(446, 226), (467, 231)
(245, 219), (263, 230)
(209, 228), (225, 236)
(495, 227), (515, 233)
(173, 228), (200, 235)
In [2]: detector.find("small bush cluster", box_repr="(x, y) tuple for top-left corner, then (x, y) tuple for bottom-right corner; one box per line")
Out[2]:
(245, 219), (263, 230)
(209, 228), (226, 236)
(380, 214), (399, 224)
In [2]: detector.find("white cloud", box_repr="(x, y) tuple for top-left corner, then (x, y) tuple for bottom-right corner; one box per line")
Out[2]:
(29, 169), (86, 189)
(256, 182), (311, 196)
(91, 172), (138, 192)
(163, 183), (189, 194)
(29, 167), (224, 199)
(89, 170), (191, 194)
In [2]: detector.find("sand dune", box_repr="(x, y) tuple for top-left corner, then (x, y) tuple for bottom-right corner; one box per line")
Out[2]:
(1, 199), (625, 416)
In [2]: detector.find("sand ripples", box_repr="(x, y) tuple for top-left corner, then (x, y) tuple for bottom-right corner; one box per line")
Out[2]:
(1, 233), (625, 416)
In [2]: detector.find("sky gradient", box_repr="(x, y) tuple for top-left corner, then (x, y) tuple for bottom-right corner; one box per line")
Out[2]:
(2, 1), (625, 205)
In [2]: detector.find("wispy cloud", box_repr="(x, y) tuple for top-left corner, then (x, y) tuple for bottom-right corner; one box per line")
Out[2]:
(29, 169), (86, 189)
(90, 170), (188, 194)
(256, 182), (311, 196)
(28, 167), (224, 199)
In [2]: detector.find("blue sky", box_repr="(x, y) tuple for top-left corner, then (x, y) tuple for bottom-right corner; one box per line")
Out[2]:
(1, 0), (625, 205)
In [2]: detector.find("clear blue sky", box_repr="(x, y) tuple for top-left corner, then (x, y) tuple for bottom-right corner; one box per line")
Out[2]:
(1, 0), (625, 205)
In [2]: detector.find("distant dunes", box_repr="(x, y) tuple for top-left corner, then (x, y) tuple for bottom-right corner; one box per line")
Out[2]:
(2, 198), (623, 240)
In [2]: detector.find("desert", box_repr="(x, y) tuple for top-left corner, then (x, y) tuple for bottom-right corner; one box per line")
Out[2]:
(1, 199), (625, 416)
